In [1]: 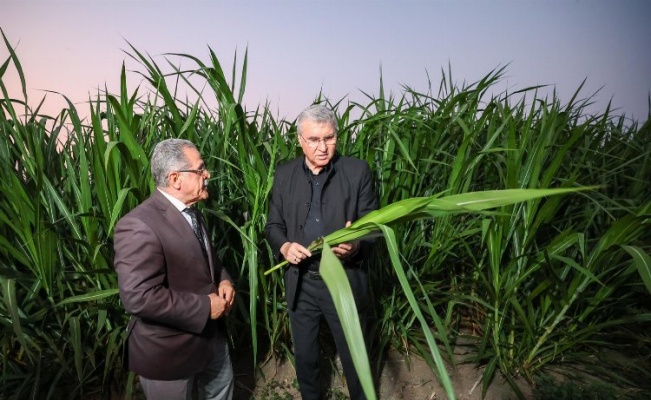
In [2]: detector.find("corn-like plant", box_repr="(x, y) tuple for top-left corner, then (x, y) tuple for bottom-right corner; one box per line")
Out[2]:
(1, 27), (650, 399)
(267, 187), (596, 400)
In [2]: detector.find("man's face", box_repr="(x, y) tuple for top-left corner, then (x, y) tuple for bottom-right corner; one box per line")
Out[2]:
(174, 147), (210, 206)
(298, 119), (337, 171)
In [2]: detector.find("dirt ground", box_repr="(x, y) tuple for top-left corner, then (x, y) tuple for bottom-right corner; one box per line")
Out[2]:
(107, 343), (648, 399)
(233, 345), (531, 400)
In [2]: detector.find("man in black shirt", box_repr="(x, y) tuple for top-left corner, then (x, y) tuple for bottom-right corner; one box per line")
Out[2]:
(265, 105), (378, 400)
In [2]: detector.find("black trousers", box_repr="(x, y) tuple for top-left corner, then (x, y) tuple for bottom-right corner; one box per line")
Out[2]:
(288, 269), (368, 400)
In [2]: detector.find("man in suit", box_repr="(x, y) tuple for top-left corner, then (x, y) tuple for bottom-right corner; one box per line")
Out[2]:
(114, 138), (236, 400)
(265, 104), (378, 400)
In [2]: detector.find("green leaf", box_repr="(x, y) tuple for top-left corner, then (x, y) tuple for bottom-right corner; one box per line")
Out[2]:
(374, 225), (456, 399)
(320, 243), (376, 400)
(1, 278), (32, 359)
(623, 245), (651, 295)
(69, 316), (83, 383)
(265, 187), (593, 274)
(56, 289), (120, 306)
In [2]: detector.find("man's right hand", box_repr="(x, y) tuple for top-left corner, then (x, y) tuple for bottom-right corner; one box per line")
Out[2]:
(208, 293), (227, 319)
(281, 242), (312, 265)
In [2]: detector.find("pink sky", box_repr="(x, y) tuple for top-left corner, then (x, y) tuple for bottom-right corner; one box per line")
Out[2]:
(2, 0), (650, 123)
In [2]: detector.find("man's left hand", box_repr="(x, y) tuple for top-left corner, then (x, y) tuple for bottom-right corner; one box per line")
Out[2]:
(331, 241), (359, 259)
(331, 220), (359, 259)
(218, 281), (236, 314)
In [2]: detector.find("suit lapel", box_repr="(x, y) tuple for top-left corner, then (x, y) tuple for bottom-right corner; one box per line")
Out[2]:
(152, 191), (214, 282)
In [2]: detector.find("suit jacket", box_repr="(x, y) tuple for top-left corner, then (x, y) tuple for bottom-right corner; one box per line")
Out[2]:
(265, 154), (378, 309)
(113, 189), (231, 380)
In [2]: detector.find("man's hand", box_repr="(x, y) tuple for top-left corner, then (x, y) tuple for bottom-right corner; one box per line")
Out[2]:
(218, 281), (236, 314)
(331, 241), (359, 259)
(208, 293), (228, 320)
(331, 221), (360, 259)
(281, 242), (312, 265)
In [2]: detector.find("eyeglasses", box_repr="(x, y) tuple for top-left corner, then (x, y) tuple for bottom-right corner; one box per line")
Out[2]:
(176, 168), (208, 176)
(299, 134), (337, 148)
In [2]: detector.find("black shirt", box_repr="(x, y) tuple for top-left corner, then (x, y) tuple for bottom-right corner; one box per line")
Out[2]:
(302, 161), (332, 271)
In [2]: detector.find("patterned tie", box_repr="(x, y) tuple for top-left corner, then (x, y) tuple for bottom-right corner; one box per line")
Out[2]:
(183, 207), (209, 262)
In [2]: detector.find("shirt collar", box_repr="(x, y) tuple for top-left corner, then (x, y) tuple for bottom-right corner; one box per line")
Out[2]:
(158, 188), (188, 212)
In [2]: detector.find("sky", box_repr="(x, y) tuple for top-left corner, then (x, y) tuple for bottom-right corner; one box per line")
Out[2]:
(2, 0), (650, 124)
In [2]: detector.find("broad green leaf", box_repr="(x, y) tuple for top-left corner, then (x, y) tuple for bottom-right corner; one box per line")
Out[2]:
(374, 225), (456, 400)
(266, 187), (592, 274)
(623, 245), (651, 295)
(70, 316), (83, 383)
(1, 278), (32, 359)
(320, 243), (376, 400)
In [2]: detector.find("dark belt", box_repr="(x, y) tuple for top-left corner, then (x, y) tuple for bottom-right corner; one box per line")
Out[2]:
(305, 270), (322, 280)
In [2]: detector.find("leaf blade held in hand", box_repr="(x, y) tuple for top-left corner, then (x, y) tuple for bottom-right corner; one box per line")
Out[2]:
(265, 187), (594, 274)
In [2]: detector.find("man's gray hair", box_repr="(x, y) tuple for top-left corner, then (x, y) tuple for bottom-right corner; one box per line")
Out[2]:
(296, 104), (338, 136)
(150, 138), (197, 187)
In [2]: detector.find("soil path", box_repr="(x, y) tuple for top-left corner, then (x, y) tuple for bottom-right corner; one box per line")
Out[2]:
(234, 348), (530, 400)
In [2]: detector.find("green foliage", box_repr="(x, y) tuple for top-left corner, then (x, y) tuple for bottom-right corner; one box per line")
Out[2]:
(533, 374), (622, 400)
(1, 28), (650, 399)
(320, 243), (377, 399)
(314, 187), (596, 400)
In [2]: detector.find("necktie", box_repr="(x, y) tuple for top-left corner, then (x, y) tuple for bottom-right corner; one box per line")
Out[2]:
(183, 207), (209, 261)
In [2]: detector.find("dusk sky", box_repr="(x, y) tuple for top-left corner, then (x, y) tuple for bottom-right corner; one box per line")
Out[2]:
(2, 0), (650, 124)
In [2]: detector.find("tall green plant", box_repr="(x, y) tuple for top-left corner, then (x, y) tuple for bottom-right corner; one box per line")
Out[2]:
(2, 28), (650, 399)
(268, 187), (595, 399)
